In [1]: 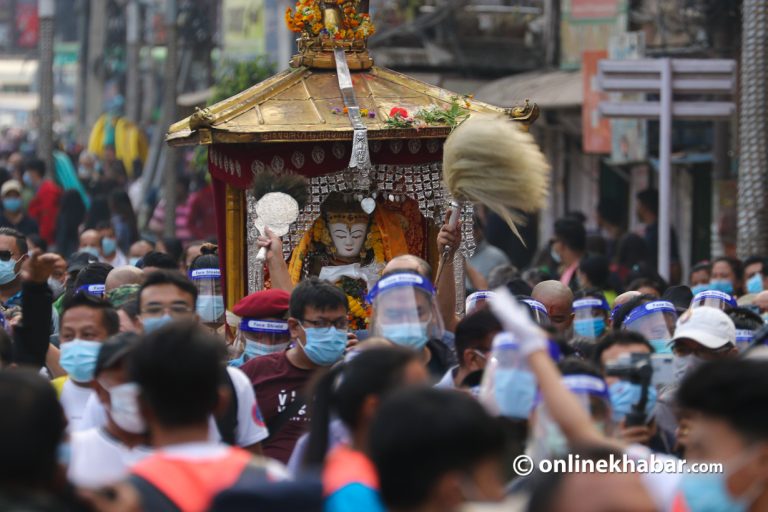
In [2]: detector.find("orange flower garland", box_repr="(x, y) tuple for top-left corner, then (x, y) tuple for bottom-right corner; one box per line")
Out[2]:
(285, 0), (375, 41)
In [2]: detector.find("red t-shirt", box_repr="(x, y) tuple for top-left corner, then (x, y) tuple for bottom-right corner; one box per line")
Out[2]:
(241, 352), (312, 464)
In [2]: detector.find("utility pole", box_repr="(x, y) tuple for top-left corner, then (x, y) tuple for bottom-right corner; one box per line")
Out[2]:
(38, 0), (55, 176)
(85, 0), (107, 136)
(126, 0), (141, 124)
(737, 0), (768, 258)
(163, 0), (178, 238)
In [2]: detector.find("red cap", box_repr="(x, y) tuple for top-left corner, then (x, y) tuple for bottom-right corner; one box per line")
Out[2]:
(233, 289), (291, 319)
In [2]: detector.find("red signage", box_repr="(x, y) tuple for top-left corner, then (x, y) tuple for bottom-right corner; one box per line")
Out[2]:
(572, 0), (619, 20)
(16, 1), (39, 48)
(582, 50), (611, 154)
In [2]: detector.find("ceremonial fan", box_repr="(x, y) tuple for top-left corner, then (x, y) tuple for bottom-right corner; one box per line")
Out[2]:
(436, 114), (551, 284)
(250, 172), (309, 262)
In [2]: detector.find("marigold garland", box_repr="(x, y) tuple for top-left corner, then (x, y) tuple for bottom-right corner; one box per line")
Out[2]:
(285, 0), (375, 41)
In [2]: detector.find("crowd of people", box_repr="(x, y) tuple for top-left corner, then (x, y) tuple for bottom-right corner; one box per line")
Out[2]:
(1, 146), (768, 512)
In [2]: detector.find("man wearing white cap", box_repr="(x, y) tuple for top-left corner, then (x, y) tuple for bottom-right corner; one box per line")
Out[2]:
(655, 306), (739, 442)
(0, 179), (38, 236)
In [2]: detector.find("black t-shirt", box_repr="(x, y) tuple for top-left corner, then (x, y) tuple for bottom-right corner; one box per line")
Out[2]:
(0, 214), (39, 237)
(644, 222), (680, 270)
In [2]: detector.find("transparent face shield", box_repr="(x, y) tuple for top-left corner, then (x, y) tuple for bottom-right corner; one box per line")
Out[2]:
(521, 299), (550, 327)
(237, 319), (291, 358)
(735, 329), (754, 352)
(690, 290), (737, 312)
(529, 374), (611, 462)
(368, 273), (444, 350)
(465, 291), (496, 315)
(190, 268), (225, 325)
(78, 283), (105, 297)
(622, 301), (678, 354)
(573, 297), (610, 339)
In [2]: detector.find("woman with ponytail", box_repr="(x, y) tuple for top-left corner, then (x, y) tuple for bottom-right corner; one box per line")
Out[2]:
(302, 346), (428, 512)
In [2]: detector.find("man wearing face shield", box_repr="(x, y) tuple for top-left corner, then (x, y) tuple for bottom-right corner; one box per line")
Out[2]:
(620, 299), (678, 354)
(572, 293), (610, 340)
(69, 333), (152, 488)
(690, 289), (737, 312)
(188, 245), (225, 331)
(368, 271), (448, 379)
(230, 289), (291, 367)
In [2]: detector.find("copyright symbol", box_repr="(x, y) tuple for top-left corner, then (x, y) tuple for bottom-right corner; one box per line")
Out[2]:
(513, 455), (534, 476)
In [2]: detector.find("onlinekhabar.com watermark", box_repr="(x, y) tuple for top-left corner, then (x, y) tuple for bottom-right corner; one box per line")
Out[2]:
(512, 454), (723, 477)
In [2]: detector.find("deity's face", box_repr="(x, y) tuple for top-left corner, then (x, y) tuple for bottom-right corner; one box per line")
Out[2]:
(329, 222), (368, 258)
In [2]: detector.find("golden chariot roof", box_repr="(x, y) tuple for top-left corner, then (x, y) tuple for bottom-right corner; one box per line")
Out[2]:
(166, 59), (538, 147)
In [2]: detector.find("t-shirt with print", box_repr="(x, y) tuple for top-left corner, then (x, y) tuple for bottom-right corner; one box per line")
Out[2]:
(69, 427), (152, 488)
(241, 351), (313, 464)
(75, 367), (269, 448)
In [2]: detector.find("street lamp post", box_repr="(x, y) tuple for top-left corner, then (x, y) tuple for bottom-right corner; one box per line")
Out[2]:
(163, 0), (178, 238)
(38, 0), (55, 176)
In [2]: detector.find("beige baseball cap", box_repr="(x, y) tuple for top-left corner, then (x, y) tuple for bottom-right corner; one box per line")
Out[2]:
(673, 306), (736, 349)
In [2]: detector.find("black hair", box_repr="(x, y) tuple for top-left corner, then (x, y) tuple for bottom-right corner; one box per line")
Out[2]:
(678, 359), (768, 443)
(138, 251), (178, 270)
(553, 217), (586, 253)
(597, 197), (625, 227)
(73, 262), (113, 289)
(138, 270), (198, 309)
(189, 244), (219, 271)
(690, 261), (712, 276)
(487, 264), (520, 289)
(0, 328), (11, 366)
(130, 320), (227, 427)
(0, 226), (28, 254)
(119, 299), (140, 321)
(95, 220), (113, 232)
(586, 234), (607, 256)
(574, 288), (609, 303)
(527, 445), (626, 512)
(616, 233), (648, 268)
(565, 211), (587, 225)
(370, 388), (505, 510)
(304, 346), (421, 468)
(0, 370), (65, 487)
(162, 237), (184, 264)
(636, 188), (659, 214)
(713, 256), (744, 282)
(289, 277), (348, 320)
(744, 256), (767, 274)
(61, 291), (120, 336)
(85, 196), (111, 230)
(454, 310), (502, 368)
(579, 254), (610, 288)
(23, 158), (46, 177)
(626, 277), (664, 296)
(726, 307), (764, 332)
(592, 330), (654, 369)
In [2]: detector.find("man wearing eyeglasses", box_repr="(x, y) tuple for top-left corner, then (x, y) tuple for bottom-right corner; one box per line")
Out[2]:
(133, 270), (269, 454)
(0, 227), (30, 308)
(241, 277), (349, 464)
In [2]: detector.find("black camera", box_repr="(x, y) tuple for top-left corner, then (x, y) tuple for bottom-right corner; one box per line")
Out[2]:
(605, 353), (653, 427)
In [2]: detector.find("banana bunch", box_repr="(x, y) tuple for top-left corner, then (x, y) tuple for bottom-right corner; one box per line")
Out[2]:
(87, 114), (149, 178)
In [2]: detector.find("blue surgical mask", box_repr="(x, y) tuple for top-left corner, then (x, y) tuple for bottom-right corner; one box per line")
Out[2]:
(2, 197), (22, 213)
(380, 323), (429, 351)
(300, 326), (347, 366)
(608, 380), (657, 423)
(709, 280), (734, 295)
(129, 257), (140, 267)
(0, 258), (19, 286)
(59, 339), (102, 383)
(691, 283), (710, 295)
(101, 237), (117, 256)
(143, 314), (173, 333)
(81, 246), (100, 258)
(550, 247), (561, 264)
(573, 318), (606, 338)
(244, 339), (289, 359)
(747, 273), (764, 295)
(678, 471), (748, 512)
(493, 368), (536, 419)
(649, 338), (672, 354)
(22, 173), (33, 187)
(196, 295), (225, 324)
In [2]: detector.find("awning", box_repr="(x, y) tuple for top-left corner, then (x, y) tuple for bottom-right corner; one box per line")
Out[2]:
(474, 69), (582, 110)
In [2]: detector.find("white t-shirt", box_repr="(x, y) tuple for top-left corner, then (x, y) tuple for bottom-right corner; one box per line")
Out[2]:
(77, 367), (269, 447)
(68, 427), (152, 489)
(624, 444), (681, 511)
(60, 379), (95, 433)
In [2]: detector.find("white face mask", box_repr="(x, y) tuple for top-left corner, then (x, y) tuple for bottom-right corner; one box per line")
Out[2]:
(107, 382), (147, 434)
(674, 354), (704, 382)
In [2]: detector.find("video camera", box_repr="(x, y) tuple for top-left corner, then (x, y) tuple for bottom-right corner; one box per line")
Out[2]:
(604, 353), (653, 427)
